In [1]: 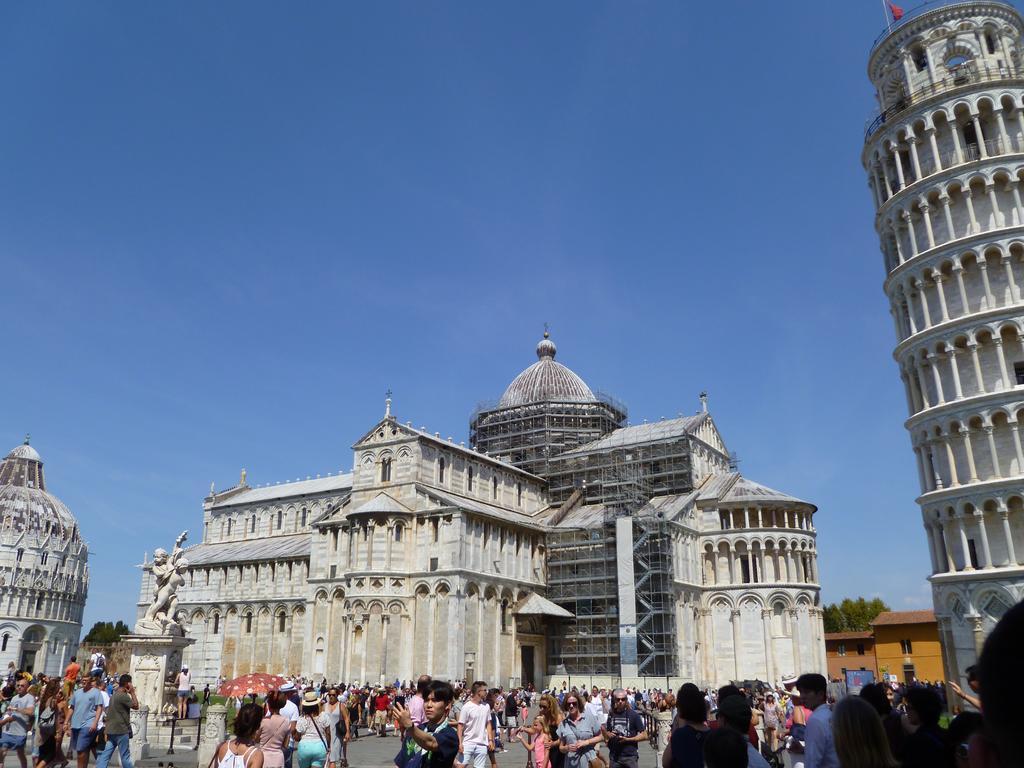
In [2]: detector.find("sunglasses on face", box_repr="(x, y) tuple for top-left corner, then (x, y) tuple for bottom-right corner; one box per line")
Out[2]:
(566, 701), (579, 708)
(613, 697), (627, 702)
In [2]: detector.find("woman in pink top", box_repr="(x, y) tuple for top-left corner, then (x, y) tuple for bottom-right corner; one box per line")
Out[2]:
(259, 691), (293, 768)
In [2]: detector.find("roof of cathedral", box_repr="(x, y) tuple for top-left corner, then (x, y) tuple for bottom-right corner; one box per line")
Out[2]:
(423, 486), (550, 528)
(182, 533), (310, 565)
(0, 439), (82, 541)
(514, 593), (574, 618)
(721, 476), (812, 507)
(348, 492), (411, 516)
(210, 473), (354, 509)
(695, 472), (813, 508)
(556, 414), (710, 457)
(498, 332), (598, 408)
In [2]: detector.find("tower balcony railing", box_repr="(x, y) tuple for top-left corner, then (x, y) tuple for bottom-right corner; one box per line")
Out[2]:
(880, 136), (1020, 202)
(869, 0), (1009, 54)
(865, 64), (1020, 141)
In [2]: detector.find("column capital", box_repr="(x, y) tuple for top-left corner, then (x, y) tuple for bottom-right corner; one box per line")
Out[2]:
(919, 201), (931, 213)
(959, 425), (972, 437)
(939, 191), (951, 203)
(901, 210), (914, 222)
(984, 425), (996, 435)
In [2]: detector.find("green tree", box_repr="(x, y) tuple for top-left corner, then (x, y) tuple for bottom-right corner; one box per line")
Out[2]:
(82, 620), (130, 644)
(823, 603), (847, 633)
(822, 597), (890, 632)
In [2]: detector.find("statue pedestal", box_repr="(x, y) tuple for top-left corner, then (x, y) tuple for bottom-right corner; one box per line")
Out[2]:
(652, 710), (672, 768)
(198, 704), (228, 768)
(124, 633), (196, 750)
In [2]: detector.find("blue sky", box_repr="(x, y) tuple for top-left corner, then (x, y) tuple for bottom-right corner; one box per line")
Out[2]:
(0, 1), (930, 630)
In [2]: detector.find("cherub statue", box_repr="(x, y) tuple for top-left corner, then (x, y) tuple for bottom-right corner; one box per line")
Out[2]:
(136, 531), (190, 635)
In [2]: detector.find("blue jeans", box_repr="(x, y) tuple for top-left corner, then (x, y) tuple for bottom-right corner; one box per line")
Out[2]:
(95, 733), (132, 768)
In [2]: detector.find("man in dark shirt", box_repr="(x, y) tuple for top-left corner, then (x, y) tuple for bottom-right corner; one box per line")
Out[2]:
(393, 681), (459, 768)
(95, 675), (139, 768)
(601, 688), (647, 768)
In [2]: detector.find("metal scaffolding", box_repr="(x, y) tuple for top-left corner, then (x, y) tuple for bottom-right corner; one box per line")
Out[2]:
(469, 395), (627, 484)
(544, 438), (696, 678)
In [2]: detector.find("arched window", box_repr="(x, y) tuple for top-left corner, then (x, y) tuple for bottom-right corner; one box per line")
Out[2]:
(244, 614), (253, 633)
(468, 467), (474, 492)
(986, 31), (997, 55)
(1, 634), (8, 651)
(36, 595), (43, 611)
(432, 519), (440, 543)
(394, 525), (403, 542)
(438, 457), (446, 484)
(16, 549), (23, 563)
(772, 602), (788, 636)
(500, 599), (508, 632)
(227, 519), (233, 535)
(278, 613), (286, 633)
(492, 477), (498, 500)
(381, 458), (392, 483)
(516, 483), (523, 506)
(250, 515), (256, 533)
(277, 510), (282, 530)
(301, 508), (308, 527)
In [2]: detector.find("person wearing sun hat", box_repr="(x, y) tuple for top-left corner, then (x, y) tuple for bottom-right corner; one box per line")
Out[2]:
(290, 690), (331, 768)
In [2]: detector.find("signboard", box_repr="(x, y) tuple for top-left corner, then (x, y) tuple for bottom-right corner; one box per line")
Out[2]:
(844, 669), (875, 694)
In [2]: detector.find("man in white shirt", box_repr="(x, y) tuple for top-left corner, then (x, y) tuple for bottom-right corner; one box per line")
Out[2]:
(796, 674), (838, 768)
(457, 681), (493, 768)
(585, 688), (605, 725)
(278, 682), (300, 768)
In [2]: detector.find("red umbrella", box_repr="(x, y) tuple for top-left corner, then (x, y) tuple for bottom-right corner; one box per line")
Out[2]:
(217, 673), (288, 697)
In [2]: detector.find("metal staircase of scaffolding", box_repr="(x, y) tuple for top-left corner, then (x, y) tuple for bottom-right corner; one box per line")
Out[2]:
(600, 451), (677, 678)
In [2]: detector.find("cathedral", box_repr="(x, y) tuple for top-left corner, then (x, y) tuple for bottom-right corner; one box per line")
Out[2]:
(140, 333), (826, 688)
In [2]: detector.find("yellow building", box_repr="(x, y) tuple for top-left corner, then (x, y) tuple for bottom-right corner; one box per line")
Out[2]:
(871, 610), (945, 684)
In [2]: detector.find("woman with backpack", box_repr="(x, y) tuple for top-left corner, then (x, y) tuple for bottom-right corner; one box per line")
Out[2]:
(35, 679), (65, 768)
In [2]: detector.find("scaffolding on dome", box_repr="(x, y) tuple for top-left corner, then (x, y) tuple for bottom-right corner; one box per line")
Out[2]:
(469, 393), (627, 485)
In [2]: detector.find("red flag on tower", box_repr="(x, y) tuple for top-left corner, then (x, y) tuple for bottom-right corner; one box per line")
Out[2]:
(889, 2), (905, 20)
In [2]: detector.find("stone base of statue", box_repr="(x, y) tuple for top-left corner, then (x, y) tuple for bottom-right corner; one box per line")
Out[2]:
(124, 633), (196, 750)
(198, 704), (228, 768)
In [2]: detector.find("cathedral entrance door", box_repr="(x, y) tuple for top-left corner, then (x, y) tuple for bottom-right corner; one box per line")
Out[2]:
(520, 646), (535, 687)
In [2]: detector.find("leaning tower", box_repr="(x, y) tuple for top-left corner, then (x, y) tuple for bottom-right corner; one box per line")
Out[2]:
(863, 1), (1024, 687)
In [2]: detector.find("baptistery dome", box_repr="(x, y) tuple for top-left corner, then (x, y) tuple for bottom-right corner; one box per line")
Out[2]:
(498, 332), (597, 407)
(0, 442), (80, 539)
(0, 438), (89, 674)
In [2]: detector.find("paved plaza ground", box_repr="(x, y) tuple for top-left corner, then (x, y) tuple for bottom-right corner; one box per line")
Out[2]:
(0, 730), (664, 768)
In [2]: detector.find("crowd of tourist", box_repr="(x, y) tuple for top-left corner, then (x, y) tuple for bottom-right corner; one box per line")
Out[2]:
(1, 601), (1023, 768)
(0, 651), (139, 768)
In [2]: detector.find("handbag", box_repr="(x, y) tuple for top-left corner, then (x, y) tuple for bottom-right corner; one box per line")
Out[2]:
(308, 716), (329, 753)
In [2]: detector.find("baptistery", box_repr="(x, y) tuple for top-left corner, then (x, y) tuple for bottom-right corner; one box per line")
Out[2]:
(0, 439), (89, 674)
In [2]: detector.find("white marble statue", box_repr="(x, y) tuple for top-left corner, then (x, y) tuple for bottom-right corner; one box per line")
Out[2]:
(136, 531), (190, 635)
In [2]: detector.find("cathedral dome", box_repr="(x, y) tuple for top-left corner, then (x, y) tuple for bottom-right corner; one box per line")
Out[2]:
(0, 440), (80, 540)
(498, 332), (597, 408)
